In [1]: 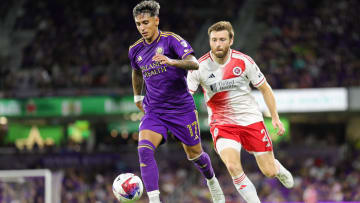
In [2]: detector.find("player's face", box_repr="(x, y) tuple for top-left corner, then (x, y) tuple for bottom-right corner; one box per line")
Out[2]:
(135, 13), (159, 42)
(209, 30), (233, 58)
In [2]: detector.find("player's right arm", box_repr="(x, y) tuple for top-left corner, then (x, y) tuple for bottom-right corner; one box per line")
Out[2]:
(132, 69), (144, 113)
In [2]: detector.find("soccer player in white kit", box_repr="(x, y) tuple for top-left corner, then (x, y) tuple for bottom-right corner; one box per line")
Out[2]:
(187, 21), (294, 202)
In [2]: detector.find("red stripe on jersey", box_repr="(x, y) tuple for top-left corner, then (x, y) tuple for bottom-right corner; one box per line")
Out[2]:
(232, 50), (254, 64)
(222, 58), (246, 80)
(207, 91), (230, 125)
(198, 56), (210, 63)
(198, 53), (210, 63)
(253, 77), (265, 87)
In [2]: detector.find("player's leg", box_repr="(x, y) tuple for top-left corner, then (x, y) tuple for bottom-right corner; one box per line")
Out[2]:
(216, 136), (260, 203)
(163, 110), (224, 202)
(138, 114), (168, 203)
(254, 151), (294, 188)
(242, 121), (294, 189)
(182, 142), (225, 203)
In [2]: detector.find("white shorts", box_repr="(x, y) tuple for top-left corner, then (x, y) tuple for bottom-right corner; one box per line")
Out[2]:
(216, 138), (269, 156)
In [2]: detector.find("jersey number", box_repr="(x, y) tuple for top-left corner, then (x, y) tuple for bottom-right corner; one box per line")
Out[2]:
(187, 121), (199, 140)
(261, 129), (271, 147)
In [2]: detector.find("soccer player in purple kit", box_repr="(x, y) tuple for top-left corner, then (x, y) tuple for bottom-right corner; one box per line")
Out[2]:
(128, 1), (225, 203)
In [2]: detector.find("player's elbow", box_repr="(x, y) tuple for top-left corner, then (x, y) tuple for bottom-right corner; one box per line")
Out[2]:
(190, 61), (199, 70)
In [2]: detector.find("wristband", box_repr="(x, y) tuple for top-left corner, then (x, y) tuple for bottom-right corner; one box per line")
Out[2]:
(134, 95), (144, 103)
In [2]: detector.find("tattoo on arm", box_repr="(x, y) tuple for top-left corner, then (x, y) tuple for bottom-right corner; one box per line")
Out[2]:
(171, 54), (199, 70)
(132, 69), (144, 95)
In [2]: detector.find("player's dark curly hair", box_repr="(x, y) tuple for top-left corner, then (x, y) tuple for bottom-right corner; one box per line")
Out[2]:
(133, 0), (160, 18)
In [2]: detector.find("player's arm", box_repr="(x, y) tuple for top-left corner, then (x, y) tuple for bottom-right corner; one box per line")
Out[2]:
(152, 54), (199, 70)
(187, 68), (201, 95)
(132, 69), (144, 113)
(257, 81), (285, 136)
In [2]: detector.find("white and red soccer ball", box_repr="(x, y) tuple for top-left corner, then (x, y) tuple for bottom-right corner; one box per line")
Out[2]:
(112, 173), (143, 202)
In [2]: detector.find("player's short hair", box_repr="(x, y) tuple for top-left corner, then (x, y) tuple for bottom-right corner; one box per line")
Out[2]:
(133, 0), (160, 18)
(208, 21), (234, 39)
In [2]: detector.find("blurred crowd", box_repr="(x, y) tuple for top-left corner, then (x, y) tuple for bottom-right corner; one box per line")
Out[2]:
(1, 145), (359, 202)
(1, 0), (358, 95)
(1, 0), (241, 95)
(255, 0), (360, 89)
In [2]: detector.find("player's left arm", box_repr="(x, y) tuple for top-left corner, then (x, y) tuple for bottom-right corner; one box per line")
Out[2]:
(257, 82), (285, 136)
(152, 54), (199, 70)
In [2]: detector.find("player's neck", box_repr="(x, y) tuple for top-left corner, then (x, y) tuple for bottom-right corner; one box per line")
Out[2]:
(144, 29), (160, 44)
(212, 49), (231, 65)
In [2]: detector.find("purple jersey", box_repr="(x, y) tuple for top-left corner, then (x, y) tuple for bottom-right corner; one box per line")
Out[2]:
(129, 31), (196, 114)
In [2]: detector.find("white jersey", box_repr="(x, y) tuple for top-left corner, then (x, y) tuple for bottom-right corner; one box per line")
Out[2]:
(187, 49), (265, 126)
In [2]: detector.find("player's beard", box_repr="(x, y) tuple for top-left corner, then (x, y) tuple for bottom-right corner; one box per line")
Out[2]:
(213, 47), (229, 59)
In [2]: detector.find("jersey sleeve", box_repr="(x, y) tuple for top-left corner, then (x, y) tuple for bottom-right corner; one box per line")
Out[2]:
(246, 61), (266, 88)
(168, 34), (194, 59)
(128, 47), (140, 70)
(187, 69), (200, 94)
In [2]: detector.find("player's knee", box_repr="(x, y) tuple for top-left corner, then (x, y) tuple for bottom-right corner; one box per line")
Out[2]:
(226, 161), (242, 175)
(261, 167), (277, 178)
(138, 140), (156, 163)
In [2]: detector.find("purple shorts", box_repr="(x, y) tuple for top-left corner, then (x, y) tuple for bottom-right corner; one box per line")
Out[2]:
(139, 110), (201, 146)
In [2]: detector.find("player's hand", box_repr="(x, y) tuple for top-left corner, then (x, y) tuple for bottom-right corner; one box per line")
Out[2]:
(272, 118), (285, 136)
(152, 53), (174, 65)
(135, 101), (144, 113)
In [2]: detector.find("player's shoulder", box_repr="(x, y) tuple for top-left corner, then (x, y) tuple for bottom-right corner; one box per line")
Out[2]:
(231, 50), (255, 64)
(198, 52), (212, 65)
(160, 31), (184, 42)
(129, 38), (144, 54)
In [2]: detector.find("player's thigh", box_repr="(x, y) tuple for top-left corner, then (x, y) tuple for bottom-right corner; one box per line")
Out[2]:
(163, 110), (201, 147)
(217, 138), (243, 171)
(139, 113), (168, 148)
(240, 122), (273, 153)
(254, 151), (277, 177)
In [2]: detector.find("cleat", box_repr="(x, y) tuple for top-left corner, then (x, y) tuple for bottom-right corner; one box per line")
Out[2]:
(275, 159), (294, 188)
(207, 176), (225, 203)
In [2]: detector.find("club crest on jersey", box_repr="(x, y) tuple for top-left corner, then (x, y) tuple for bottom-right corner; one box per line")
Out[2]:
(233, 66), (242, 76)
(137, 56), (142, 62)
(156, 47), (164, 54)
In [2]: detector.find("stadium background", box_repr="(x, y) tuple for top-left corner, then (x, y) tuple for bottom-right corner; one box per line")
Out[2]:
(0, 0), (359, 202)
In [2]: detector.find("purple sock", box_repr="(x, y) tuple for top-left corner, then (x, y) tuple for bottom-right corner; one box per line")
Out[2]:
(191, 152), (214, 179)
(138, 140), (159, 192)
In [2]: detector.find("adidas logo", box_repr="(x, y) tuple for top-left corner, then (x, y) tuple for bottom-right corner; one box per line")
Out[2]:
(208, 73), (215, 78)
(239, 185), (247, 190)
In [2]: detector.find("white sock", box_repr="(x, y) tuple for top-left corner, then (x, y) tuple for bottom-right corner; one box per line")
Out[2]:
(147, 190), (161, 203)
(232, 172), (261, 203)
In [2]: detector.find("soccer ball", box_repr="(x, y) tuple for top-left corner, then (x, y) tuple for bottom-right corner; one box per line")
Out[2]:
(112, 173), (143, 202)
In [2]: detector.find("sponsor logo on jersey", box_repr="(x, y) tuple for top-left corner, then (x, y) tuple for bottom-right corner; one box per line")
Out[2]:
(208, 73), (215, 78)
(233, 66), (242, 76)
(210, 78), (236, 92)
(156, 47), (164, 54)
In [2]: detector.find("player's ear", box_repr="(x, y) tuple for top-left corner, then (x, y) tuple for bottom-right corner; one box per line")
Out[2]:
(155, 16), (159, 26)
(229, 36), (234, 46)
